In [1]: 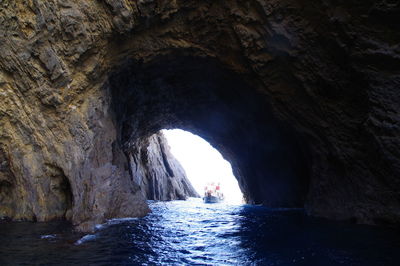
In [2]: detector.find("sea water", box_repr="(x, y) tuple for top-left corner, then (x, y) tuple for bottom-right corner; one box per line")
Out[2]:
(1, 198), (399, 265)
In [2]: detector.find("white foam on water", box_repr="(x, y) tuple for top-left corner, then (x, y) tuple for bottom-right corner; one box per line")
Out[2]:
(74, 234), (97, 245)
(107, 217), (139, 223)
(40, 234), (57, 239)
(94, 224), (105, 230)
(94, 217), (139, 232)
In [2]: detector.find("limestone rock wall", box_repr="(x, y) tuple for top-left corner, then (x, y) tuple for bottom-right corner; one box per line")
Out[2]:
(129, 132), (199, 201)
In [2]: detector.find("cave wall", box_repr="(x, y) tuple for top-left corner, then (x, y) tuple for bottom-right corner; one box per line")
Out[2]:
(0, 0), (399, 230)
(128, 132), (199, 201)
(0, 84), (150, 230)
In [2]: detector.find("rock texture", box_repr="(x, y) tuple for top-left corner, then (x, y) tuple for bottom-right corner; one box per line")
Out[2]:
(129, 132), (199, 201)
(0, 0), (399, 230)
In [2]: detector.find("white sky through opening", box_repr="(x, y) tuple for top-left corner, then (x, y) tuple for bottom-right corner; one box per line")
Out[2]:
(162, 129), (243, 204)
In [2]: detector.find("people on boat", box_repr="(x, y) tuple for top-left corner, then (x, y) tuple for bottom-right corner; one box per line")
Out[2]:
(203, 182), (224, 203)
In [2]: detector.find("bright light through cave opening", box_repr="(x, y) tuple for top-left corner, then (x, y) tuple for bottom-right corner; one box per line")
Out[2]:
(162, 129), (244, 204)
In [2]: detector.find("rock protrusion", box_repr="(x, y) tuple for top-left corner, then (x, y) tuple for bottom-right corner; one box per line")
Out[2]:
(129, 132), (199, 201)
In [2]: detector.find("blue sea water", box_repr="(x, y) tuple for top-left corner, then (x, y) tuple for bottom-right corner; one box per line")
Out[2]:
(1, 198), (399, 265)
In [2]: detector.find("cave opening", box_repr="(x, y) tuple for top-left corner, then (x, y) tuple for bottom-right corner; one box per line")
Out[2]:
(162, 128), (244, 203)
(109, 54), (311, 208)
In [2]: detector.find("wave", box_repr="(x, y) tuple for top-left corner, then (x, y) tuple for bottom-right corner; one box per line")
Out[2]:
(74, 234), (97, 245)
(40, 234), (57, 239)
(94, 217), (139, 231)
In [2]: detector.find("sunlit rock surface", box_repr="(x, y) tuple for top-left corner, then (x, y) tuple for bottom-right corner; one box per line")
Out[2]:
(0, 0), (399, 230)
(129, 132), (199, 201)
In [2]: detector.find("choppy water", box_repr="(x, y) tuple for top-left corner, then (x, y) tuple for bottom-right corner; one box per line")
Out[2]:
(1, 198), (399, 265)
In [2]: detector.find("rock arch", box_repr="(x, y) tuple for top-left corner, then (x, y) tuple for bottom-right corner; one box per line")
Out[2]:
(108, 54), (310, 208)
(0, 0), (399, 230)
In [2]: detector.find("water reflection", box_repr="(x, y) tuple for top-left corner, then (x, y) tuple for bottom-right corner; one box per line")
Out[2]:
(0, 198), (399, 265)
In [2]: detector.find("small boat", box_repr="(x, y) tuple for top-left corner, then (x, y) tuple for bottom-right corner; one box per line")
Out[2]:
(203, 182), (224, 203)
(203, 195), (223, 203)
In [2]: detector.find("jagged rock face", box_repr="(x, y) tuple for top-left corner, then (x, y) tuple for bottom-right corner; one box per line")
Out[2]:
(0, 0), (399, 230)
(129, 133), (199, 201)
